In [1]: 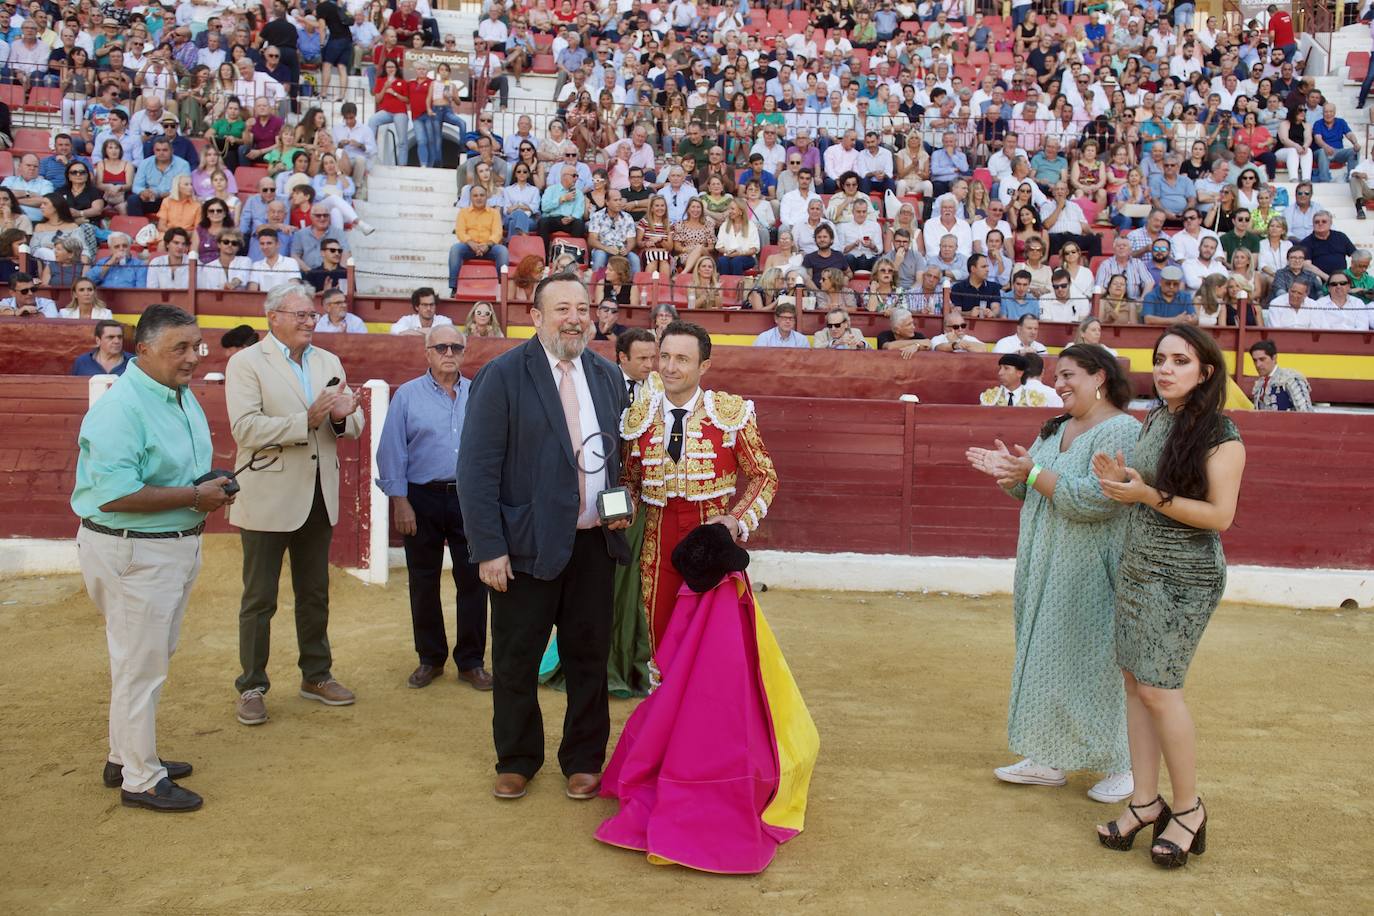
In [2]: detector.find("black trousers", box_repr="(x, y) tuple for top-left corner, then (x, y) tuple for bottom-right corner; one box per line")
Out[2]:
(490, 528), (614, 778)
(236, 478), (333, 694)
(403, 483), (487, 671)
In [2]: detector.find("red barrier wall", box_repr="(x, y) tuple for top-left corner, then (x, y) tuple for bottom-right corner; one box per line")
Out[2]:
(0, 376), (372, 570)
(2, 320), (1101, 405)
(4, 378), (1372, 570)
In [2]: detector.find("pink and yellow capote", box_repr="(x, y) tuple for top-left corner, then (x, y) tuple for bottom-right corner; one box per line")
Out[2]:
(595, 572), (819, 874)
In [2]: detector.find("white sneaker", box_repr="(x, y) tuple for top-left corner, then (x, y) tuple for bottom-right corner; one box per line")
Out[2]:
(1088, 772), (1135, 803)
(994, 758), (1067, 787)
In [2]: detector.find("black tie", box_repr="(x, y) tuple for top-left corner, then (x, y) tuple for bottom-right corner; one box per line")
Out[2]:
(626, 378), (636, 400)
(1006, 390), (1014, 407)
(667, 408), (687, 462)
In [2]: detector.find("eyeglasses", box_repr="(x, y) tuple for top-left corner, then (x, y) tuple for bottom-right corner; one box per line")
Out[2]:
(207, 207), (226, 214)
(1234, 215), (1251, 221)
(947, 323), (967, 329)
(1184, 214), (1199, 221)
(69, 169), (88, 176)
(826, 321), (846, 328)
(312, 213), (330, 219)
(1328, 280), (1350, 287)
(1061, 248), (1078, 255)
(275, 309), (318, 322)
(427, 343), (465, 354)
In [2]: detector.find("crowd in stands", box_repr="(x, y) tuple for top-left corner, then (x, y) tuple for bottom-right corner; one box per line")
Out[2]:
(0, 0), (1370, 345)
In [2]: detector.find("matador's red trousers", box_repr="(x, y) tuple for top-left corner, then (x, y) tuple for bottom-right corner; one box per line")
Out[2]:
(638, 497), (710, 657)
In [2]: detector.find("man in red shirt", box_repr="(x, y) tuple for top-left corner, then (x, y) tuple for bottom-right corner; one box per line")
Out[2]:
(1266, 4), (1296, 60)
(388, 0), (422, 45)
(372, 28), (405, 72)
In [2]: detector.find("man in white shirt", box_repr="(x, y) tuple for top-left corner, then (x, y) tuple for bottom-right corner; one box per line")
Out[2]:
(391, 287), (455, 336)
(476, 5), (508, 50)
(232, 56), (285, 108)
(197, 231), (253, 290)
(145, 229), (192, 290)
(1040, 271), (1091, 323)
(779, 168), (822, 230)
(854, 130), (895, 195)
(751, 299), (811, 348)
(931, 311), (987, 352)
(987, 134), (1028, 190)
(822, 130), (861, 192)
(749, 126), (787, 176)
(1311, 274), (1372, 330)
(331, 102), (377, 192)
(836, 198), (883, 271)
(970, 199), (1012, 255)
(1170, 208), (1220, 261)
(992, 314), (1048, 354)
(1181, 236), (1228, 291)
(1265, 280), (1317, 328)
(657, 166), (697, 223)
(248, 229), (302, 292)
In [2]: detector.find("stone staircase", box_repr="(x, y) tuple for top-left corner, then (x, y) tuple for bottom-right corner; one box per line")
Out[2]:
(350, 165), (458, 295)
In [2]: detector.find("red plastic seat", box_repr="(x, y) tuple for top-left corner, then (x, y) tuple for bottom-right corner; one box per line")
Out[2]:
(0, 150), (12, 177)
(1348, 51), (1370, 82)
(454, 262), (500, 301)
(531, 53), (556, 75)
(234, 165), (269, 189)
(508, 233), (546, 264)
(12, 127), (50, 154)
(20, 87), (61, 113)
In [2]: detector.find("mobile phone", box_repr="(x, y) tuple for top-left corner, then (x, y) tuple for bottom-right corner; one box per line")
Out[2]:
(326, 376), (340, 387)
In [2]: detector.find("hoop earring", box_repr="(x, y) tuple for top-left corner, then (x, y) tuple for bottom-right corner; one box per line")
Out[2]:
(1095, 386), (1102, 400)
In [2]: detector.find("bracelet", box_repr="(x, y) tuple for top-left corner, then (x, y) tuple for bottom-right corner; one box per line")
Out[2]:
(190, 486), (201, 512)
(1026, 464), (1043, 489)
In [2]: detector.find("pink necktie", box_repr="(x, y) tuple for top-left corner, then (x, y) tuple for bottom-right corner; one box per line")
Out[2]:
(558, 361), (587, 519)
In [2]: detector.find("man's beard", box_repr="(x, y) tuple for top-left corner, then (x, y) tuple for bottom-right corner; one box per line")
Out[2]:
(540, 321), (590, 361)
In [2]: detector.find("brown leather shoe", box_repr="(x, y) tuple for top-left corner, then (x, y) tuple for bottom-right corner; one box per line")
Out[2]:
(458, 667), (494, 691)
(493, 773), (528, 800)
(407, 664), (443, 689)
(566, 772), (601, 800)
(299, 678), (356, 706)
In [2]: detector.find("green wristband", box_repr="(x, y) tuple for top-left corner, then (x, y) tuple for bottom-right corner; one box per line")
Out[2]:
(1027, 464), (1043, 489)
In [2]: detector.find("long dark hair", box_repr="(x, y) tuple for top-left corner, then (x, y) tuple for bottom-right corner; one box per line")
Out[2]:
(1151, 325), (1228, 504)
(1038, 344), (1133, 441)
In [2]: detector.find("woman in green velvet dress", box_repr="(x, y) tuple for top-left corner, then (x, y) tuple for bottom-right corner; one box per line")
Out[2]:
(967, 344), (1139, 805)
(1092, 325), (1246, 870)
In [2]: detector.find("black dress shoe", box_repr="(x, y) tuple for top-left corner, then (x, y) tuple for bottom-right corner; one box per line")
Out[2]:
(103, 759), (193, 788)
(120, 777), (203, 812)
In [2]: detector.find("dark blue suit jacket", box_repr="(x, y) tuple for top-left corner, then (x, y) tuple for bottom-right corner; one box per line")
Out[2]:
(458, 337), (630, 579)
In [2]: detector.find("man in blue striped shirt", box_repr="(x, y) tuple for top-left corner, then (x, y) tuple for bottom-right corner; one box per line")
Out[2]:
(375, 324), (490, 690)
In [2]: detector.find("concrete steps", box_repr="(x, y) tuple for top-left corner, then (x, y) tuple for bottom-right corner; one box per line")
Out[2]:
(350, 165), (458, 295)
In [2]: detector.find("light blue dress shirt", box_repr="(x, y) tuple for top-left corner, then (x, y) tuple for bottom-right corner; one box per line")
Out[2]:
(267, 332), (315, 401)
(71, 359), (213, 532)
(375, 372), (469, 495)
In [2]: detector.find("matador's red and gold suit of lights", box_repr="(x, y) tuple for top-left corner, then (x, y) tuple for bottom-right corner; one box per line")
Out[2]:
(620, 374), (779, 655)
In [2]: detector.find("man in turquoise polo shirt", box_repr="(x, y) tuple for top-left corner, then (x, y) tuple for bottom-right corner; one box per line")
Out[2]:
(71, 304), (236, 813)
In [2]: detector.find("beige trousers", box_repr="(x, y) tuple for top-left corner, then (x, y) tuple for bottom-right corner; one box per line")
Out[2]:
(77, 526), (202, 792)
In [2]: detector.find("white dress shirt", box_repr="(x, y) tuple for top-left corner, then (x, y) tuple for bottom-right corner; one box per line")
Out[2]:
(390, 313), (454, 335)
(250, 255), (302, 292)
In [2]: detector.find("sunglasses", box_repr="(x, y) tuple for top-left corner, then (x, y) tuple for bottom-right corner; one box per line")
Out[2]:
(826, 321), (845, 328)
(1052, 283), (1070, 290)
(948, 323), (967, 329)
(427, 343), (465, 354)
(14, 286), (35, 294)
(219, 239), (238, 245)
(323, 246), (343, 253)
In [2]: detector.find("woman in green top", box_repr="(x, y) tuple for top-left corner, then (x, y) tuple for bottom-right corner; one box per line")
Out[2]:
(263, 124), (305, 177)
(206, 98), (250, 170)
(754, 95), (786, 131)
(1092, 326), (1246, 869)
(699, 173), (733, 230)
(967, 345), (1139, 807)
(177, 65), (213, 136)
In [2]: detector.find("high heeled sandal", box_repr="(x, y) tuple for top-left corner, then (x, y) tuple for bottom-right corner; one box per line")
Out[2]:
(1097, 795), (1171, 851)
(1151, 799), (1207, 869)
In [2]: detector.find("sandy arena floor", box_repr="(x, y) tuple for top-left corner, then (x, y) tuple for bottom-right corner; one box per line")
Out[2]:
(1, 535), (1370, 915)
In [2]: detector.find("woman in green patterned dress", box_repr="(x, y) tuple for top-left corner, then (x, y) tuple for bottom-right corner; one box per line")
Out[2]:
(967, 345), (1139, 805)
(1092, 325), (1246, 869)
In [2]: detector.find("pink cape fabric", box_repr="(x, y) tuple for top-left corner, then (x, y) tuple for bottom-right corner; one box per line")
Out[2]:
(595, 572), (799, 874)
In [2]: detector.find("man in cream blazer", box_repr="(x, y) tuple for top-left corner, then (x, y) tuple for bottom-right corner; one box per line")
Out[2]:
(225, 282), (365, 727)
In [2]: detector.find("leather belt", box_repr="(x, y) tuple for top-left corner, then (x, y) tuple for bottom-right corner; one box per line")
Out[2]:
(415, 480), (458, 492)
(81, 518), (205, 539)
